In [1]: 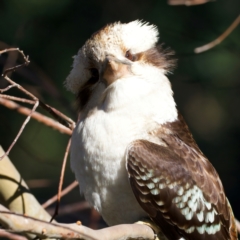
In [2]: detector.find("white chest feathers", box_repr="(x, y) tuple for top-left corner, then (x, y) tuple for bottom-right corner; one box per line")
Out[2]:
(71, 108), (149, 225)
(70, 75), (177, 225)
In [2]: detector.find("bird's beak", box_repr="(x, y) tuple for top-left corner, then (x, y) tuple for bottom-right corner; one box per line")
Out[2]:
(101, 55), (132, 86)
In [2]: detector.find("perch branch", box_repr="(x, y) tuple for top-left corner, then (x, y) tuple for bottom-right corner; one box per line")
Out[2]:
(0, 205), (156, 240)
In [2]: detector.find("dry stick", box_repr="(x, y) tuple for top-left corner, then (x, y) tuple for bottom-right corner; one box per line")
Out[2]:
(2, 49), (75, 129)
(3, 76), (74, 130)
(0, 48), (29, 63)
(0, 94), (36, 104)
(0, 84), (19, 93)
(0, 48), (75, 160)
(1, 49), (74, 128)
(168, 0), (212, 5)
(195, 15), (240, 53)
(4, 61), (30, 76)
(0, 98), (72, 135)
(0, 100), (39, 161)
(50, 138), (72, 222)
(0, 229), (28, 240)
(42, 181), (78, 209)
(0, 42), (67, 102)
(39, 100), (75, 130)
(3, 75), (37, 101)
(1, 48), (30, 77)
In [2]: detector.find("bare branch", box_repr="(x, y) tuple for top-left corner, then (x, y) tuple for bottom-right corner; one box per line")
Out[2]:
(38, 100), (75, 130)
(0, 48), (75, 158)
(0, 84), (19, 93)
(0, 205), (156, 240)
(168, 0), (214, 6)
(195, 15), (240, 53)
(0, 100), (39, 160)
(42, 181), (78, 209)
(0, 94), (36, 104)
(0, 97), (72, 135)
(50, 138), (71, 222)
(0, 229), (28, 240)
(0, 48), (29, 63)
(0, 48), (30, 77)
(3, 75), (38, 101)
(1, 48), (75, 130)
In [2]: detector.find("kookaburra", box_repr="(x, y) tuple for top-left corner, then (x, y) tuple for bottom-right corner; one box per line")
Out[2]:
(65, 20), (238, 239)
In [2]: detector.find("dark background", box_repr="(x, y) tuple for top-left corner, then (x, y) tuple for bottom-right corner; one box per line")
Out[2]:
(0, 0), (239, 227)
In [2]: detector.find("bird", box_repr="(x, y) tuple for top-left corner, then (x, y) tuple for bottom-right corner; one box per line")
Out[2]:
(65, 20), (238, 239)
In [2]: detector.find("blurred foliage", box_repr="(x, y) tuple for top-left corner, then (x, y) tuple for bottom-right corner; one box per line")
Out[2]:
(0, 0), (239, 226)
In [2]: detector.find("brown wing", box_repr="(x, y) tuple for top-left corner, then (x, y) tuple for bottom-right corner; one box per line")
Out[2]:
(126, 117), (237, 239)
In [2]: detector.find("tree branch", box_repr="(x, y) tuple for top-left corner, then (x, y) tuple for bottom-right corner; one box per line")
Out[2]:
(0, 205), (156, 240)
(168, 0), (214, 6)
(195, 15), (240, 53)
(0, 97), (72, 135)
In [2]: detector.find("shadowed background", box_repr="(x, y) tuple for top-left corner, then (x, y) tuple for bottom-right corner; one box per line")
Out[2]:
(0, 0), (239, 228)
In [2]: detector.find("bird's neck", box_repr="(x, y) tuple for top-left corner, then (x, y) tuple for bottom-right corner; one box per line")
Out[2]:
(98, 75), (178, 125)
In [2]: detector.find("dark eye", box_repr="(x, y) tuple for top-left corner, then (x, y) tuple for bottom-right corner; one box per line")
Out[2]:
(125, 50), (136, 61)
(88, 68), (99, 84)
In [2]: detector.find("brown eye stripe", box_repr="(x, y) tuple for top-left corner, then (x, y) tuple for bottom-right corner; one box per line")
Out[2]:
(77, 83), (93, 111)
(141, 46), (176, 71)
(77, 68), (99, 110)
(125, 46), (176, 71)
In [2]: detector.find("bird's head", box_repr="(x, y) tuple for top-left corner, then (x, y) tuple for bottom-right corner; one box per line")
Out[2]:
(65, 20), (175, 113)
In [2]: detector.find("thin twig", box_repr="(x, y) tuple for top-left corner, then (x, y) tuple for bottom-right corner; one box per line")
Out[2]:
(50, 138), (72, 222)
(168, 0), (213, 5)
(0, 98), (72, 135)
(0, 47), (75, 174)
(3, 75), (37, 101)
(0, 100), (39, 160)
(0, 94), (35, 104)
(42, 181), (78, 209)
(4, 61), (29, 76)
(1, 48), (30, 77)
(195, 15), (240, 53)
(1, 48), (75, 130)
(0, 84), (19, 93)
(39, 100), (75, 130)
(0, 48), (29, 63)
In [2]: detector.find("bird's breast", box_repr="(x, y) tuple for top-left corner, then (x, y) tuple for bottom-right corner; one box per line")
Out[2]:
(70, 108), (151, 225)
